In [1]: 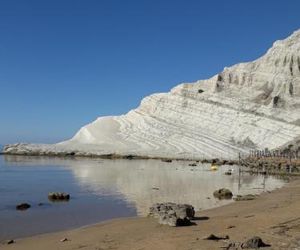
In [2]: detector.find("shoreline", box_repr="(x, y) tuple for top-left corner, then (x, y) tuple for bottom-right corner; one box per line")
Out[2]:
(2, 152), (300, 178)
(1, 151), (239, 164)
(2, 178), (300, 250)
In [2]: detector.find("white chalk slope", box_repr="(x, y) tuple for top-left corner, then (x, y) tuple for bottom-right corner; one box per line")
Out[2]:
(4, 30), (300, 159)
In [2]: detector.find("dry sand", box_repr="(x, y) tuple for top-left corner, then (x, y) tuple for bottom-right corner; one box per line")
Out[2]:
(1, 178), (300, 250)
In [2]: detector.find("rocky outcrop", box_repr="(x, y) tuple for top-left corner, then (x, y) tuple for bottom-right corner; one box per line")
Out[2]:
(3, 30), (300, 159)
(149, 203), (195, 227)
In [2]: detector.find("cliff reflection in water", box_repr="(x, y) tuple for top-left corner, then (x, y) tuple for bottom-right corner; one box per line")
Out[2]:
(4, 155), (285, 216)
(70, 159), (285, 215)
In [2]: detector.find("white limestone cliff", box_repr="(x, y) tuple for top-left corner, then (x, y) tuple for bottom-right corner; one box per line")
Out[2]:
(3, 30), (300, 159)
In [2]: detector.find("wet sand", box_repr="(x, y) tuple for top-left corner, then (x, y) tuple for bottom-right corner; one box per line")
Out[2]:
(1, 178), (300, 250)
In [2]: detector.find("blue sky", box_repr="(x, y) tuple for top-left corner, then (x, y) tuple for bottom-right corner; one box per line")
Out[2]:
(0, 0), (299, 144)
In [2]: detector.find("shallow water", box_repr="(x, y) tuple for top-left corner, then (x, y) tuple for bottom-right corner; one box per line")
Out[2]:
(0, 155), (286, 240)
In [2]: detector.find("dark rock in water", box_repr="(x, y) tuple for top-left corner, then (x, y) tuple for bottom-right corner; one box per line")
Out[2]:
(234, 194), (256, 201)
(212, 158), (221, 165)
(161, 159), (172, 163)
(16, 203), (31, 210)
(225, 170), (232, 175)
(241, 236), (270, 248)
(204, 234), (229, 240)
(213, 188), (233, 199)
(188, 163), (197, 167)
(124, 155), (134, 160)
(149, 202), (195, 227)
(48, 192), (70, 201)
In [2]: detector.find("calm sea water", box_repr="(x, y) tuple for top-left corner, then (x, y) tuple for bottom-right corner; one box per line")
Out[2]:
(0, 155), (286, 240)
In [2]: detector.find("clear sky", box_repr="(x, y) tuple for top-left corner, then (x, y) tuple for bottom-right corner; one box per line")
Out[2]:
(0, 0), (299, 144)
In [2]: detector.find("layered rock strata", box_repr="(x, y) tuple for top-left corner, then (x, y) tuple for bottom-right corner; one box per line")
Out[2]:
(3, 30), (300, 159)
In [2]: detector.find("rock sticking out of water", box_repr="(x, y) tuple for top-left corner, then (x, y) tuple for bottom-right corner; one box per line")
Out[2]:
(161, 159), (172, 163)
(149, 202), (195, 227)
(213, 188), (233, 199)
(16, 203), (31, 211)
(225, 170), (233, 175)
(48, 192), (70, 201)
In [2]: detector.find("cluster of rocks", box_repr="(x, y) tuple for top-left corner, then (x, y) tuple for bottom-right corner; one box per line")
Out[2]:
(241, 157), (300, 175)
(15, 192), (70, 211)
(149, 202), (195, 227)
(221, 236), (270, 249)
(204, 234), (270, 249)
(201, 158), (236, 166)
(213, 189), (257, 202)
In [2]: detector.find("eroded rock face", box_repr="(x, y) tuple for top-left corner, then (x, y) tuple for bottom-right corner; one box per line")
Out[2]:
(3, 30), (300, 159)
(149, 203), (195, 227)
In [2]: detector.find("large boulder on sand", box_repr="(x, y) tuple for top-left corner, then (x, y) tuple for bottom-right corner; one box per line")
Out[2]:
(149, 202), (195, 227)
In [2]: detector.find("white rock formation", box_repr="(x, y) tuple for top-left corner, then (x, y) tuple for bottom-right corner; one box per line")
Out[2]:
(3, 30), (300, 159)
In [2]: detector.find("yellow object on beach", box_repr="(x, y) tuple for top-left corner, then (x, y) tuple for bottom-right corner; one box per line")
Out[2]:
(210, 165), (218, 171)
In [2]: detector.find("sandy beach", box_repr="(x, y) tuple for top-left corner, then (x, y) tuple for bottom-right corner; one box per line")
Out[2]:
(1, 178), (299, 250)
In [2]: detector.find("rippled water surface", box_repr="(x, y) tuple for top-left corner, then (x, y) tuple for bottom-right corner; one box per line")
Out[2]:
(0, 155), (286, 240)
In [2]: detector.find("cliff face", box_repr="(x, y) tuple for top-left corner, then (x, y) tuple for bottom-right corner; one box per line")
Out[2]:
(3, 30), (300, 159)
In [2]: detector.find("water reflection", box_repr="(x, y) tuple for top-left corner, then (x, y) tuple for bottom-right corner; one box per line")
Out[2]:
(3, 155), (285, 216)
